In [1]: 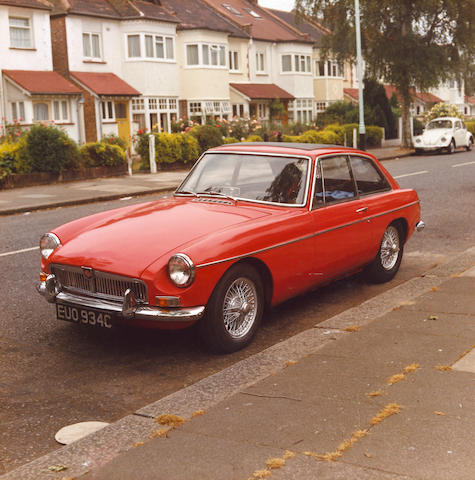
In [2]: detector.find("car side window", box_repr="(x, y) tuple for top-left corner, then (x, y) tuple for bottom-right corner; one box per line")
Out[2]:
(314, 155), (356, 207)
(350, 156), (390, 196)
(455, 121), (461, 129)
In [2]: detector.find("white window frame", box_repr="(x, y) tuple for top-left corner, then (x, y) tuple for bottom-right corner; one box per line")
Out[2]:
(316, 59), (343, 78)
(229, 50), (239, 71)
(9, 16), (32, 49)
(256, 51), (266, 73)
(10, 101), (26, 122)
(127, 33), (175, 61)
(53, 100), (69, 123)
(281, 54), (312, 74)
(185, 42), (227, 68)
(33, 102), (50, 122)
(82, 32), (101, 60)
(101, 101), (115, 121)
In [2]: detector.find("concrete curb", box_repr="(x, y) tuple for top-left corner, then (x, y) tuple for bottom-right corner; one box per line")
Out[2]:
(4, 248), (472, 480)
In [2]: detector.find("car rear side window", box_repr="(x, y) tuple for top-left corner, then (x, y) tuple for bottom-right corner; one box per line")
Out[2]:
(314, 155), (356, 206)
(350, 156), (390, 195)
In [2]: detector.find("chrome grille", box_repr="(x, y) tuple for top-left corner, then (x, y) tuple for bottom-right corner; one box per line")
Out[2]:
(51, 264), (147, 303)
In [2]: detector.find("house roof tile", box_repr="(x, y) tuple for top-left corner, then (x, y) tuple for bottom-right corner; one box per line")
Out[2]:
(160, 0), (247, 37)
(267, 8), (327, 44)
(0, 0), (52, 10)
(49, 0), (178, 22)
(70, 71), (140, 96)
(203, 0), (310, 43)
(2, 69), (82, 94)
(346, 86), (442, 106)
(230, 83), (294, 100)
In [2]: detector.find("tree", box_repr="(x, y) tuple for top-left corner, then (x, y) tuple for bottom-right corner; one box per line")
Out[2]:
(296, 0), (475, 147)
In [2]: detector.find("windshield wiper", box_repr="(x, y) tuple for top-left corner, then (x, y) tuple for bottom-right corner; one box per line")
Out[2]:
(174, 189), (198, 197)
(195, 190), (237, 204)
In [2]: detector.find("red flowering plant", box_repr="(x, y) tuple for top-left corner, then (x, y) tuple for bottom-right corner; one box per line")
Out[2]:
(0, 119), (27, 144)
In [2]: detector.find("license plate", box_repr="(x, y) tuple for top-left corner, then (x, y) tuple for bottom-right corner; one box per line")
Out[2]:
(56, 303), (113, 329)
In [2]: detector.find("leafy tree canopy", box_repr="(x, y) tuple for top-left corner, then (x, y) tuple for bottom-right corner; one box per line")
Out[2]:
(296, 0), (475, 146)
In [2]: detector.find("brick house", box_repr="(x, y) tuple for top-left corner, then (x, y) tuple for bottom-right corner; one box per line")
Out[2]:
(48, 0), (179, 144)
(0, 0), (82, 141)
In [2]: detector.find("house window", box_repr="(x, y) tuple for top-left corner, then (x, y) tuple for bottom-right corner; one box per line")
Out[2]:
(101, 101), (114, 120)
(186, 43), (226, 67)
(189, 102), (202, 114)
(10, 101), (25, 122)
(149, 98), (158, 110)
(9, 17), (32, 48)
(289, 99), (313, 123)
(144, 35), (174, 59)
(229, 50), (239, 71)
(83, 33), (101, 59)
(53, 100), (69, 122)
(232, 104), (245, 117)
(282, 55), (292, 72)
(244, 8), (262, 18)
(127, 35), (141, 57)
(257, 103), (266, 118)
(317, 61), (325, 76)
(132, 98), (145, 111)
(222, 3), (241, 15)
(256, 51), (265, 72)
(33, 103), (49, 121)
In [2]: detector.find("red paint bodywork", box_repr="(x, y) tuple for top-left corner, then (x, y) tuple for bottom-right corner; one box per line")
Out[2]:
(41, 145), (421, 328)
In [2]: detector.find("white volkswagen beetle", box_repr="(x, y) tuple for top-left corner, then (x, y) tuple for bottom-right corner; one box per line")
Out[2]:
(414, 117), (473, 154)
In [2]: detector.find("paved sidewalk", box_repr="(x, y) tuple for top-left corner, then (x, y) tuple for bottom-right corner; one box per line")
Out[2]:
(0, 146), (412, 216)
(3, 247), (473, 480)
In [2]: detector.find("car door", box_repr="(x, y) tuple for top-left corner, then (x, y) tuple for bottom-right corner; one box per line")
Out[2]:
(348, 154), (393, 261)
(309, 154), (373, 281)
(454, 120), (465, 146)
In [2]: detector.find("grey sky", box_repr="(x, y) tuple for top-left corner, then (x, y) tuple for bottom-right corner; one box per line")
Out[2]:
(258, 0), (295, 12)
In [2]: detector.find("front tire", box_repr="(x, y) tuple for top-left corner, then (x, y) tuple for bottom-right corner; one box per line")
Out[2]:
(447, 139), (455, 154)
(466, 138), (473, 152)
(365, 224), (404, 284)
(199, 263), (264, 354)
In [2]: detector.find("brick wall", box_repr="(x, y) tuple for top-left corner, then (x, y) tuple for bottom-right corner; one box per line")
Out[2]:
(82, 90), (98, 142)
(50, 16), (69, 77)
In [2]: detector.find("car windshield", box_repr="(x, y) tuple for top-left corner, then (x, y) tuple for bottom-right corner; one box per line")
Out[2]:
(177, 153), (309, 205)
(427, 120), (453, 130)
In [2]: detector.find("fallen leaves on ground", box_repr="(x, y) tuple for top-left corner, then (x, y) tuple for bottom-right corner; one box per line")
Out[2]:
(266, 458), (285, 469)
(435, 365), (452, 371)
(344, 325), (360, 332)
(388, 373), (406, 385)
(370, 403), (402, 426)
(367, 391), (382, 397)
(156, 413), (186, 428)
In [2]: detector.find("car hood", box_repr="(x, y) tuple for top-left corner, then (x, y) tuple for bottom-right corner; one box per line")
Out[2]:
(420, 129), (451, 142)
(50, 197), (273, 278)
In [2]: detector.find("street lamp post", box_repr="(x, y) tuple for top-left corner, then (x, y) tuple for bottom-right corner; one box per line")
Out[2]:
(355, 0), (366, 150)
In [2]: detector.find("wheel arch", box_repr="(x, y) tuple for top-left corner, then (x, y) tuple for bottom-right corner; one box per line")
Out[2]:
(231, 257), (274, 309)
(390, 217), (408, 243)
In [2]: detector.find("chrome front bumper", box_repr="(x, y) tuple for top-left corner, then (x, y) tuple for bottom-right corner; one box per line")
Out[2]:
(416, 220), (425, 232)
(37, 275), (205, 323)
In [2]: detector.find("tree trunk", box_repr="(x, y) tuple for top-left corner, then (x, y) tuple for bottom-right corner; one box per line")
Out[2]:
(401, 96), (413, 148)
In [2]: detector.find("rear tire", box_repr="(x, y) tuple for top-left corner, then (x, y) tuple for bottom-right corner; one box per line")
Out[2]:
(199, 263), (264, 354)
(466, 138), (473, 152)
(365, 223), (404, 284)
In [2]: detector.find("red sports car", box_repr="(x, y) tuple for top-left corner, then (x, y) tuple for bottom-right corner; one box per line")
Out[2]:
(38, 143), (424, 353)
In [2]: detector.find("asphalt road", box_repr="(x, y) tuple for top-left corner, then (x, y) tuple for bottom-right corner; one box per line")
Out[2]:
(0, 148), (474, 474)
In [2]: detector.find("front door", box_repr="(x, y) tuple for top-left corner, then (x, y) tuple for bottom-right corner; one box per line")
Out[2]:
(115, 101), (130, 148)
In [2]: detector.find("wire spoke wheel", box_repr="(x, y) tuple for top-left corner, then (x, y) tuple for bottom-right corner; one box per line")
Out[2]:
(380, 225), (400, 271)
(222, 277), (258, 339)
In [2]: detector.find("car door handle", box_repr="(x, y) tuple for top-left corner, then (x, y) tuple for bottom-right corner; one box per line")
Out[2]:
(356, 207), (368, 213)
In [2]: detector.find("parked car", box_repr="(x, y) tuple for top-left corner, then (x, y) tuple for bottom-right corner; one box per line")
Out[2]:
(414, 117), (473, 154)
(38, 143), (424, 353)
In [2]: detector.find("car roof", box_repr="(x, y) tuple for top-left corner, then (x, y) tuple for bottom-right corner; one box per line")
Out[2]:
(210, 142), (365, 154)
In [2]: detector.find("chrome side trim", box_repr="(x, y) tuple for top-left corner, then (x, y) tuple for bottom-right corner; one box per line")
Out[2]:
(196, 200), (420, 269)
(38, 280), (205, 323)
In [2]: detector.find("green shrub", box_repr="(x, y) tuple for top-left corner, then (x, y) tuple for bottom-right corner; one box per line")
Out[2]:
(323, 124), (345, 144)
(466, 121), (475, 136)
(189, 124), (223, 154)
(365, 126), (384, 147)
(342, 123), (359, 146)
(299, 129), (340, 145)
(0, 142), (19, 178)
(15, 124), (80, 174)
(223, 136), (240, 144)
(244, 134), (263, 142)
(424, 103), (463, 122)
(156, 132), (182, 164)
(101, 133), (127, 151)
(80, 142), (125, 167)
(281, 135), (300, 142)
(179, 133), (200, 163)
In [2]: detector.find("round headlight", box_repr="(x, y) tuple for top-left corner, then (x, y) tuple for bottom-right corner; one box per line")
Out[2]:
(415, 138), (421, 143)
(40, 233), (61, 260)
(440, 136), (447, 143)
(167, 254), (195, 288)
